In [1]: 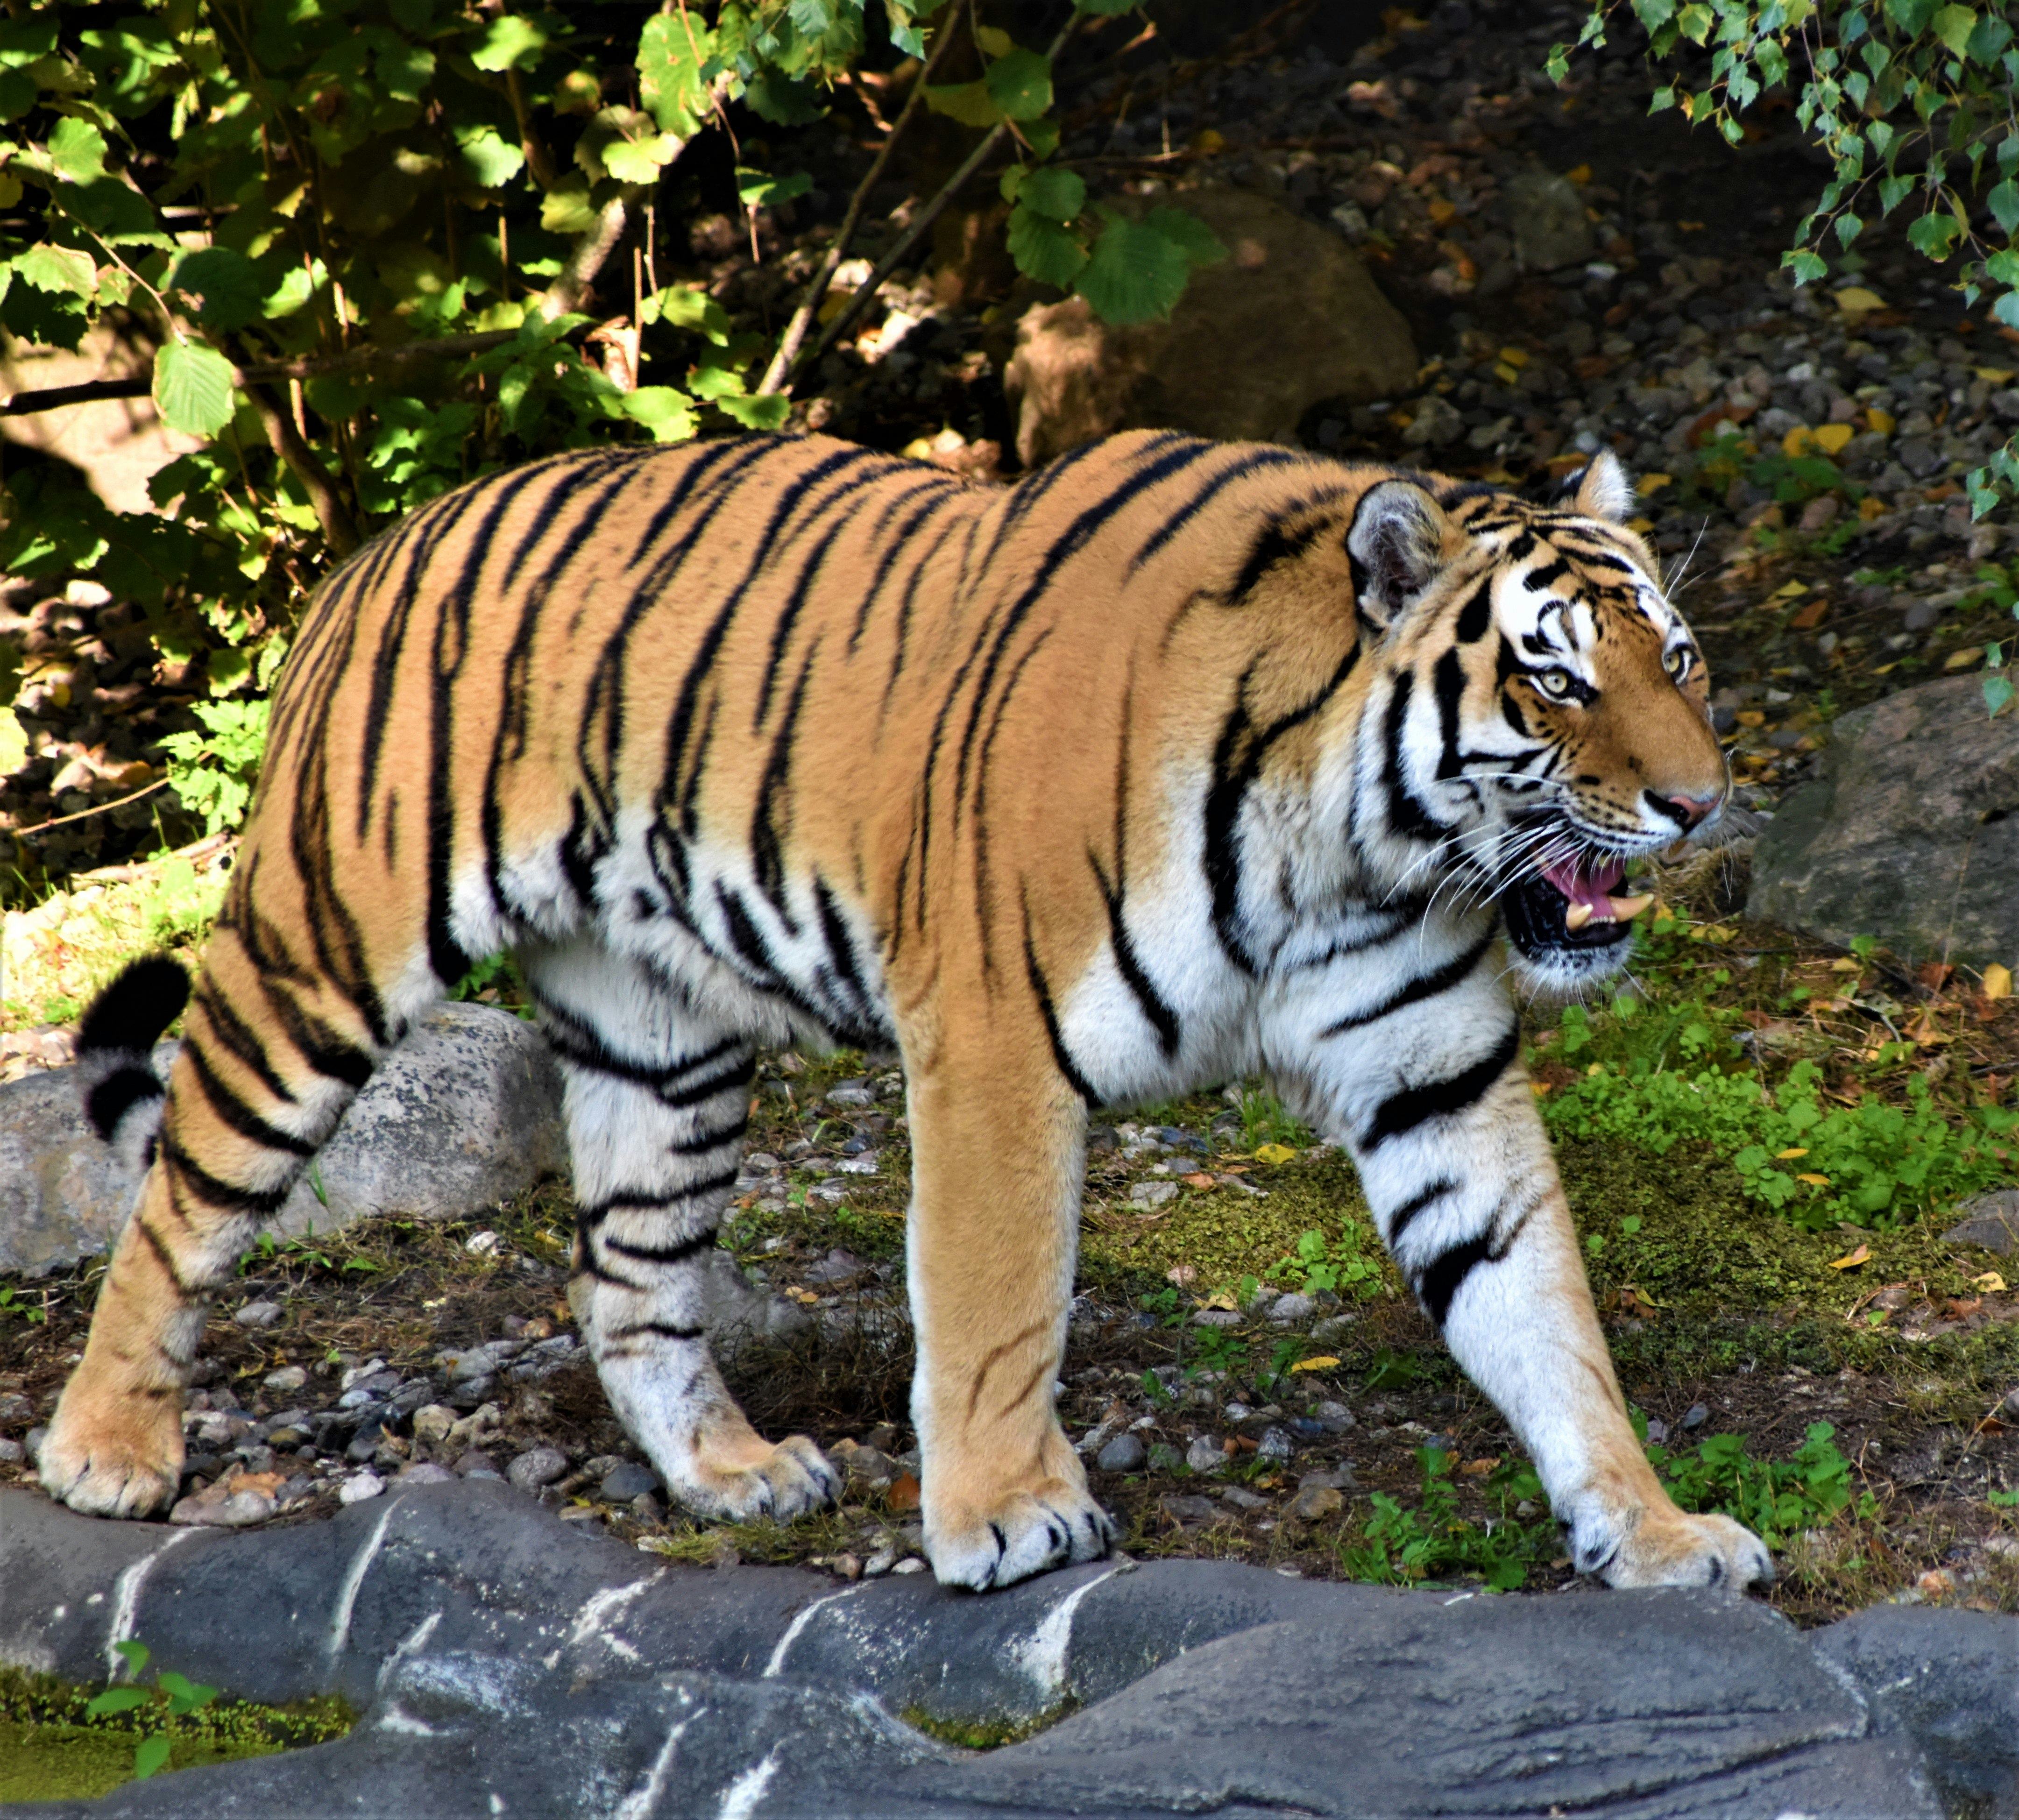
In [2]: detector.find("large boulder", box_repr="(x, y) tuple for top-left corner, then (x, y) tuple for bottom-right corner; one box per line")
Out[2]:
(1747, 676), (2019, 970)
(1001, 186), (1418, 467)
(0, 1002), (567, 1275)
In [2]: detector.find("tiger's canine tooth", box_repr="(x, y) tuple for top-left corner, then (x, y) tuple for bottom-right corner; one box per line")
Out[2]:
(1608, 892), (1655, 921)
(1563, 901), (1595, 931)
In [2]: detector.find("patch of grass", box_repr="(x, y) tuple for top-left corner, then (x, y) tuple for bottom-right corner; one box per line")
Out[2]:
(899, 1700), (1077, 1752)
(1339, 1445), (1554, 1590)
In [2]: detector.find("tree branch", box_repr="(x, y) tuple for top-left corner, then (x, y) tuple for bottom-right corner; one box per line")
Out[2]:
(798, 16), (1079, 386)
(539, 194), (630, 322)
(756, 17), (965, 396)
(241, 378), (360, 556)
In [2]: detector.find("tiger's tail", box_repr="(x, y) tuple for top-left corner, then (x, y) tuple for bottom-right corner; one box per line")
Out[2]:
(75, 956), (190, 1173)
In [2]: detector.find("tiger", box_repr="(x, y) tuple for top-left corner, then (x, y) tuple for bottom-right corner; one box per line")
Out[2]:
(39, 428), (1771, 1595)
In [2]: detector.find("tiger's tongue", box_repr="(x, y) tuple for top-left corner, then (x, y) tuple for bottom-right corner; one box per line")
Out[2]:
(1544, 857), (1628, 913)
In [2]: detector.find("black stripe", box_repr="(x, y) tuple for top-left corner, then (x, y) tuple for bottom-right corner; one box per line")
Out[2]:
(182, 1041), (317, 1157)
(1204, 644), (1362, 971)
(604, 1320), (706, 1343)
(194, 983), (300, 1108)
(952, 439), (1212, 820)
(753, 467), (897, 722)
(599, 1229), (720, 1267)
(1362, 1022), (1520, 1149)
(85, 1069), (163, 1143)
(751, 639), (820, 926)
(1128, 446), (1302, 572)
(1320, 924), (1496, 1039)
(162, 1135), (292, 1219)
(1384, 1174), (1458, 1248)
(669, 1117), (748, 1155)
(1225, 512), (1327, 605)
(1380, 672), (1454, 843)
(657, 1056), (758, 1112)
(1417, 1232), (1496, 1328)
(132, 1214), (197, 1298)
(1090, 850), (1180, 1061)
(812, 877), (870, 1020)
(1022, 892), (1097, 1105)
(576, 1169), (741, 1227)
(848, 479), (961, 655)
(1455, 578), (1493, 642)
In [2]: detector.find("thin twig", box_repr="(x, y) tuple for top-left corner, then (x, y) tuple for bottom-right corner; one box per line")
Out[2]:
(9, 779), (170, 839)
(797, 14), (1081, 386)
(241, 376), (360, 556)
(756, 15), (965, 396)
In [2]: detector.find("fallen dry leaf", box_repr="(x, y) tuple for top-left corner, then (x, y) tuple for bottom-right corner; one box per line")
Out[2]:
(1182, 1172), (1217, 1190)
(1972, 1272), (2008, 1293)
(1828, 1245), (1872, 1270)
(1983, 963), (2012, 1001)
(1253, 1143), (1297, 1166)
(1290, 1355), (1340, 1373)
(1459, 1458), (1498, 1476)
(887, 1473), (921, 1512)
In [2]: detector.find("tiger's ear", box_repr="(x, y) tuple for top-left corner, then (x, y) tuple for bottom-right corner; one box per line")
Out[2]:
(1570, 449), (1634, 523)
(1348, 480), (1459, 632)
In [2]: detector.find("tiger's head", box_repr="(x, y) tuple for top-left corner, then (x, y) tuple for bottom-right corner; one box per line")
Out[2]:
(1345, 452), (1726, 1000)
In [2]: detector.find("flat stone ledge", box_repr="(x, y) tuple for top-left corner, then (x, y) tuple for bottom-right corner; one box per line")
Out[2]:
(2, 1485), (2012, 1817)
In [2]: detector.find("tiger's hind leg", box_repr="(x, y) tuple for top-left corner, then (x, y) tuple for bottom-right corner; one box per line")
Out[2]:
(41, 935), (390, 1518)
(521, 939), (837, 1523)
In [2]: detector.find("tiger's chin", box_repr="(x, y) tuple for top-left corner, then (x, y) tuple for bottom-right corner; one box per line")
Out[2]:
(1498, 856), (1643, 1005)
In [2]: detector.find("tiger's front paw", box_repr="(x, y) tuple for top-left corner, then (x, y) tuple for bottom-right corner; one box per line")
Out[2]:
(37, 1388), (184, 1520)
(1568, 1496), (1774, 1591)
(667, 1432), (839, 1524)
(926, 1480), (1117, 1591)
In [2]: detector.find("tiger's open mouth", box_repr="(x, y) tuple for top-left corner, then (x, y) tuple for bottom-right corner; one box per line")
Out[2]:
(1500, 853), (1654, 958)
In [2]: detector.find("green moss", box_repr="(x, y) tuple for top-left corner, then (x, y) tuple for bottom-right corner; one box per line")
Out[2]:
(0, 1668), (352, 1805)
(899, 1700), (1077, 1751)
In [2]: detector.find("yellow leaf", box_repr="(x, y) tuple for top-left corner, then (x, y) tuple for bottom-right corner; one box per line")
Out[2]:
(1498, 346), (1530, 367)
(1813, 422), (1854, 454)
(1831, 957), (1861, 971)
(1834, 285), (1885, 315)
(1973, 367), (2015, 384)
(1290, 1356), (1341, 1373)
(1972, 1272), (2008, 1293)
(1983, 963), (2012, 1000)
(1637, 472), (1672, 495)
(1944, 646), (1985, 671)
(1782, 426), (1818, 458)
(1530, 1080), (1552, 1097)
(1828, 1244), (1871, 1269)
(1198, 1292), (1237, 1312)
(1863, 407), (1895, 436)
(1799, 1174), (1834, 1188)
(1191, 127), (1226, 153)
(1627, 517), (1655, 533)
(1565, 163), (1593, 184)
(1253, 1142), (1297, 1166)
(1494, 361), (1520, 384)
(1776, 1147), (1810, 1159)
(786, 1286), (821, 1304)
(1771, 580), (1809, 598)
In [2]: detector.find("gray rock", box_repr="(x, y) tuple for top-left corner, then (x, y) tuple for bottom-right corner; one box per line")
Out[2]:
(506, 1446), (568, 1492)
(396, 1462), (455, 1485)
(597, 1461), (659, 1503)
(1003, 187), (1416, 466)
(1290, 1483), (1344, 1521)
(1268, 1292), (1319, 1324)
(4, 1483), (2007, 1818)
(1748, 676), (2019, 969)
(0, 1003), (567, 1276)
(1943, 1190), (2019, 1257)
(261, 1365), (307, 1394)
(1095, 1433), (1146, 1473)
(1509, 169), (1595, 271)
(1185, 1435), (1227, 1475)
(1256, 1425), (1295, 1463)
(233, 1300), (283, 1329)
(0, 1391), (32, 1425)
(1682, 1402), (1710, 1430)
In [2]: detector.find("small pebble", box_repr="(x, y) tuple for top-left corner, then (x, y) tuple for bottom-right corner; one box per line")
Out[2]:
(1681, 1403), (1710, 1431)
(1256, 1426), (1294, 1463)
(262, 1365), (307, 1394)
(0, 1392), (32, 1425)
(411, 1405), (458, 1449)
(0, 1438), (24, 1465)
(1268, 1293), (1318, 1324)
(1221, 1485), (1268, 1511)
(454, 1451), (501, 1478)
(863, 1547), (898, 1577)
(1644, 1418), (1669, 1445)
(1289, 1485), (1344, 1522)
(630, 1492), (664, 1523)
(1185, 1435), (1227, 1475)
(892, 1557), (927, 1575)
(339, 1471), (385, 1504)
(397, 1462), (456, 1484)
(465, 1231), (500, 1255)
(1096, 1433), (1147, 1473)
(506, 1445), (568, 1491)
(599, 1461), (660, 1503)
(234, 1301), (283, 1329)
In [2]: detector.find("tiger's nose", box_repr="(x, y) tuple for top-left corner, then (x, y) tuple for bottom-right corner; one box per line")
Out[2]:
(1646, 789), (1721, 829)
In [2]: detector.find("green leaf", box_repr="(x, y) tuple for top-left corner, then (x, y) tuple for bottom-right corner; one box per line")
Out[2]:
(1545, 43), (1570, 84)
(1006, 204), (1087, 286)
(1987, 672), (2016, 717)
(1990, 178), (2019, 234)
(1677, 2), (1713, 42)
(605, 130), (684, 185)
(716, 392), (791, 429)
(49, 117), (108, 184)
(1878, 173), (1913, 214)
(156, 1672), (215, 1711)
(85, 1687), (150, 1716)
(1016, 166), (1084, 222)
(639, 283), (731, 343)
(153, 339), (236, 439)
(1648, 84), (1677, 112)
(685, 361), (747, 400)
(1783, 247), (1828, 284)
(1907, 208), (1962, 257)
(540, 174), (599, 235)
(1933, 4), (1977, 55)
(113, 1642), (150, 1671)
(170, 248), (263, 332)
(1146, 205), (1226, 267)
(1073, 0), (1138, 13)
(1632, 0), (1677, 23)
(1076, 214), (1192, 325)
(637, 13), (713, 136)
(15, 242), (95, 297)
(1835, 213), (1864, 246)
(470, 14), (547, 73)
(742, 71), (825, 126)
(456, 125), (525, 189)
(134, 1736), (172, 1780)
(618, 385), (695, 442)
(985, 47), (1052, 120)
(925, 78), (999, 127)
(735, 166), (812, 207)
